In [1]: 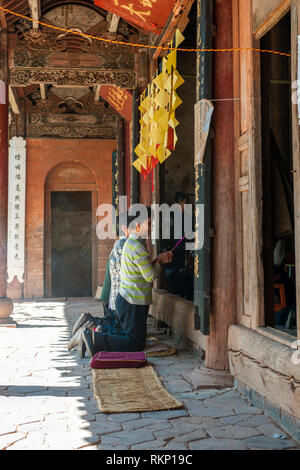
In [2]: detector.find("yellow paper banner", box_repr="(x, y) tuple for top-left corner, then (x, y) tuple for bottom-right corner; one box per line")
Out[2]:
(134, 30), (185, 174)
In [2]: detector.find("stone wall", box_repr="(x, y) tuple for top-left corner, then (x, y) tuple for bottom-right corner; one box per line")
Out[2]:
(7, 138), (116, 299)
(228, 325), (300, 421)
(152, 288), (208, 354)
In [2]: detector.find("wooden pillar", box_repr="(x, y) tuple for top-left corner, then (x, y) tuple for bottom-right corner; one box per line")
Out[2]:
(0, 81), (13, 322)
(291, 0), (300, 339)
(131, 89), (139, 205)
(123, 121), (132, 204)
(205, 0), (236, 370)
(194, 0), (213, 335)
(112, 149), (119, 215)
(117, 117), (124, 199)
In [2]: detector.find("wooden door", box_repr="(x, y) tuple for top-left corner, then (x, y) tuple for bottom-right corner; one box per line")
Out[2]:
(44, 162), (98, 298)
(232, 0), (265, 329)
(50, 191), (92, 298)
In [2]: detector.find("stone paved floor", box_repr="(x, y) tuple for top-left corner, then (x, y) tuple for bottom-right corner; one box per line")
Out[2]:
(0, 298), (299, 451)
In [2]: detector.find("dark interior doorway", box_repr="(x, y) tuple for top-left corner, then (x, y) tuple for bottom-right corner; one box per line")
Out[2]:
(261, 12), (297, 336)
(159, 2), (196, 302)
(51, 191), (92, 297)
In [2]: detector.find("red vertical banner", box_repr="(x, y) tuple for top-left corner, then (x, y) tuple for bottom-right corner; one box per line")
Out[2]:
(94, 0), (177, 34)
(100, 85), (133, 121)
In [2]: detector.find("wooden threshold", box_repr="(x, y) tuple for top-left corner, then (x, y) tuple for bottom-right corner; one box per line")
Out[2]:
(256, 326), (298, 348)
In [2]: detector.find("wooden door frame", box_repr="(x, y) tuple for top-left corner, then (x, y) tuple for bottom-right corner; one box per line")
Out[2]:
(290, 0), (300, 339)
(233, 0), (300, 340)
(232, 0), (265, 330)
(44, 184), (98, 298)
(254, 0), (300, 336)
(260, 31), (275, 328)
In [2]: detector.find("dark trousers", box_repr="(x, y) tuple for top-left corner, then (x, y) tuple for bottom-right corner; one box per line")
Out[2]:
(92, 294), (149, 352)
(99, 308), (125, 335)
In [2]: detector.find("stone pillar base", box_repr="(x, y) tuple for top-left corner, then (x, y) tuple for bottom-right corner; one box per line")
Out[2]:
(0, 298), (16, 327)
(185, 365), (234, 389)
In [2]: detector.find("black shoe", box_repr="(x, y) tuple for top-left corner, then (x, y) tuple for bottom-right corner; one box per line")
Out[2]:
(68, 320), (94, 351)
(72, 312), (95, 336)
(78, 333), (86, 359)
(82, 328), (96, 357)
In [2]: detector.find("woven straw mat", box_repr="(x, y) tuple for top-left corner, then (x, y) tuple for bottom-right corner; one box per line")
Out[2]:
(92, 364), (183, 413)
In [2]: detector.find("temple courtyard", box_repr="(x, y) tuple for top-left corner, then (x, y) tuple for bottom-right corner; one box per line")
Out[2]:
(0, 298), (299, 451)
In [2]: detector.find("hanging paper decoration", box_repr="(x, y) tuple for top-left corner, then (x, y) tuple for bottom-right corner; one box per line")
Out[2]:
(133, 30), (185, 189)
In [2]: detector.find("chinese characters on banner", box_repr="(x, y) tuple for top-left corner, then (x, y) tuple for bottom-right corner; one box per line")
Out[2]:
(7, 137), (26, 284)
(100, 86), (132, 121)
(94, 0), (176, 34)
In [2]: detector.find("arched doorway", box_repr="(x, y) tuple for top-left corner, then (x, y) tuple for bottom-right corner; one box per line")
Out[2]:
(45, 162), (98, 298)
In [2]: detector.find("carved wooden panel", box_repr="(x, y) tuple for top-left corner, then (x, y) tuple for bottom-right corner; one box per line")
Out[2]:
(11, 29), (135, 54)
(43, 4), (105, 32)
(25, 90), (115, 116)
(9, 68), (137, 89)
(11, 50), (135, 71)
(26, 112), (117, 139)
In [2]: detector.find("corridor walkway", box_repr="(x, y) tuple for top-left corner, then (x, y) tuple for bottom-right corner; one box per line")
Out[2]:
(0, 299), (298, 450)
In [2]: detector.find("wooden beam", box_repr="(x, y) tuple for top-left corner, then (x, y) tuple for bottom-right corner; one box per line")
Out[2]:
(152, 0), (194, 60)
(0, 0), (7, 30)
(94, 85), (101, 102)
(8, 86), (20, 115)
(107, 13), (120, 33)
(253, 0), (291, 39)
(40, 83), (46, 100)
(28, 0), (40, 30)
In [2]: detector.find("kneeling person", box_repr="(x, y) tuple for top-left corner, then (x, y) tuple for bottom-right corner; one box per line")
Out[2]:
(100, 213), (136, 334)
(82, 207), (172, 355)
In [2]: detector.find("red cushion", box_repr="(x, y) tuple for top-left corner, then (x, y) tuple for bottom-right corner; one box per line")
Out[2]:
(90, 351), (147, 369)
